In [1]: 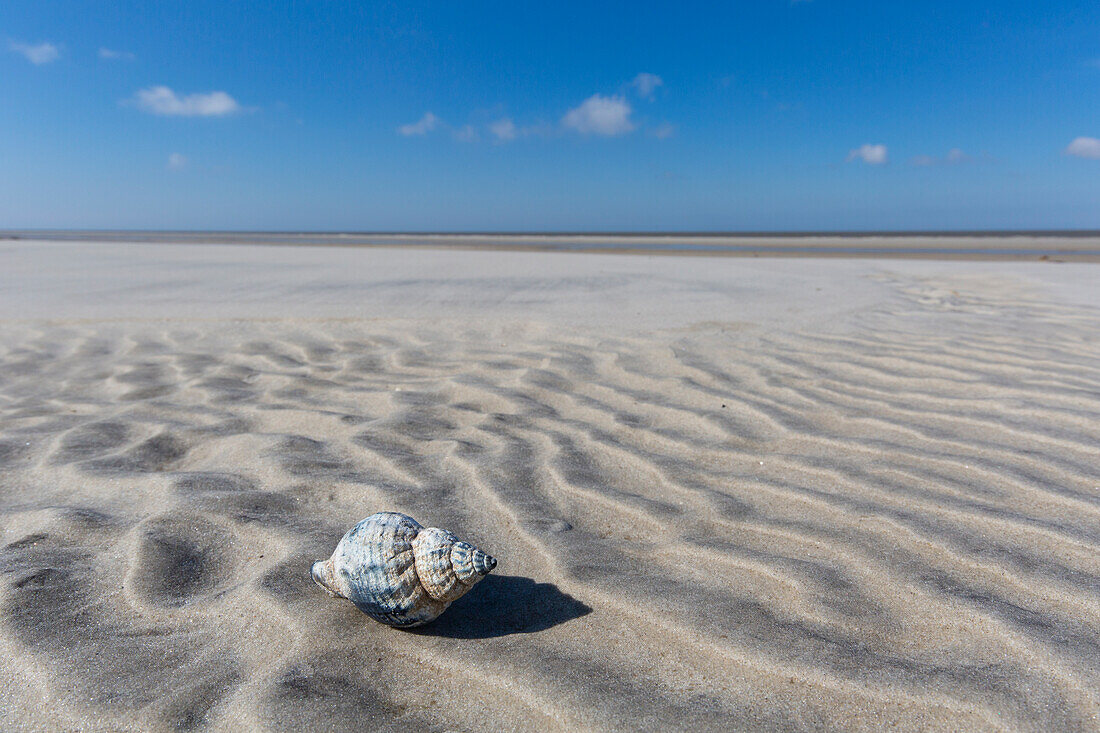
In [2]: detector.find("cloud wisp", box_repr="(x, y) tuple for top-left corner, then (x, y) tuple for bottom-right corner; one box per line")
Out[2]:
(99, 48), (135, 61)
(167, 153), (188, 170)
(488, 118), (554, 142)
(452, 124), (478, 142)
(562, 94), (635, 136)
(652, 122), (676, 140)
(912, 148), (971, 166)
(1065, 137), (1100, 160)
(847, 143), (888, 165)
(631, 73), (663, 100)
(489, 118), (518, 141)
(397, 112), (441, 136)
(9, 41), (60, 65)
(131, 86), (242, 117)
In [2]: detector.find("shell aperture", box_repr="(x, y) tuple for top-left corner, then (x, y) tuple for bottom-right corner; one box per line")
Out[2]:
(310, 512), (497, 627)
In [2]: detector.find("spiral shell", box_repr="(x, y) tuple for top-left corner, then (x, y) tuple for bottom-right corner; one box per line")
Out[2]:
(310, 512), (497, 627)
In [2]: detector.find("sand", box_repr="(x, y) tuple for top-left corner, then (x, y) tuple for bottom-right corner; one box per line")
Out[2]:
(5, 230), (1100, 260)
(0, 240), (1098, 731)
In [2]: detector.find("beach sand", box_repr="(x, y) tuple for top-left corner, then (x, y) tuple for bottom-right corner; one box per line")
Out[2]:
(0, 240), (1098, 731)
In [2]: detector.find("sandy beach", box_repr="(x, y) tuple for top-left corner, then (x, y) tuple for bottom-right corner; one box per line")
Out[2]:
(6, 231), (1100, 261)
(1, 239), (1098, 731)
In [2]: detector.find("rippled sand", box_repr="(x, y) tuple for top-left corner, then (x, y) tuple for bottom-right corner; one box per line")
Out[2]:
(0, 242), (1098, 731)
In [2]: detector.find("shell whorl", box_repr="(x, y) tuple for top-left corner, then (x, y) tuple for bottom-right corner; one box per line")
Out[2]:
(411, 528), (498, 602)
(450, 540), (497, 583)
(311, 512), (497, 627)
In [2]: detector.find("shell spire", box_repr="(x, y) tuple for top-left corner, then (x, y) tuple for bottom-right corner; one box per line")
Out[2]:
(311, 512), (497, 627)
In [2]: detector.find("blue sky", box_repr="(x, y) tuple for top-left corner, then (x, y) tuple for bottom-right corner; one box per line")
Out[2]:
(2, 1), (1098, 231)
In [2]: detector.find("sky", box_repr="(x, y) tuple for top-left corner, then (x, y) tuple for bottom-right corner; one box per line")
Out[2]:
(2, 0), (1099, 231)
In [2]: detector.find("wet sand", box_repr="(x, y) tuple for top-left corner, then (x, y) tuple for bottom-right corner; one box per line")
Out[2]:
(4, 230), (1100, 260)
(0, 240), (1098, 731)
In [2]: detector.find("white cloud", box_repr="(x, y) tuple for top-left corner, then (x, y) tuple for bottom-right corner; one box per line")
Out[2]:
(397, 112), (440, 136)
(562, 94), (634, 136)
(489, 118), (518, 141)
(453, 124), (478, 142)
(99, 47), (135, 61)
(9, 41), (60, 65)
(1065, 137), (1100, 160)
(132, 86), (241, 117)
(167, 153), (188, 170)
(631, 73), (663, 100)
(847, 143), (888, 165)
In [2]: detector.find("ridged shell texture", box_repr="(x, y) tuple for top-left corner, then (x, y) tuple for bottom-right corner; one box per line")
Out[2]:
(311, 512), (497, 627)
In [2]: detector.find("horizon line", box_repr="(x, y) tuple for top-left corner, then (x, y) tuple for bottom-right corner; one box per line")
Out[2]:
(5, 228), (1100, 239)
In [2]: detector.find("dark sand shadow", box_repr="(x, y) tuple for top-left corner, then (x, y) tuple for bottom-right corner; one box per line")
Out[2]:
(412, 574), (591, 639)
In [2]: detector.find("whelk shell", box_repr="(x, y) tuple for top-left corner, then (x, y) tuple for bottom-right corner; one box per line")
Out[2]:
(311, 512), (497, 627)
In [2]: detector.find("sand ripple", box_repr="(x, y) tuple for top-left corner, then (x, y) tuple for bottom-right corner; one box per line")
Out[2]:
(0, 276), (1098, 731)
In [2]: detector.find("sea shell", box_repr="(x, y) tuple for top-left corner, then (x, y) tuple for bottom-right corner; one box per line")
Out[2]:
(310, 512), (497, 627)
